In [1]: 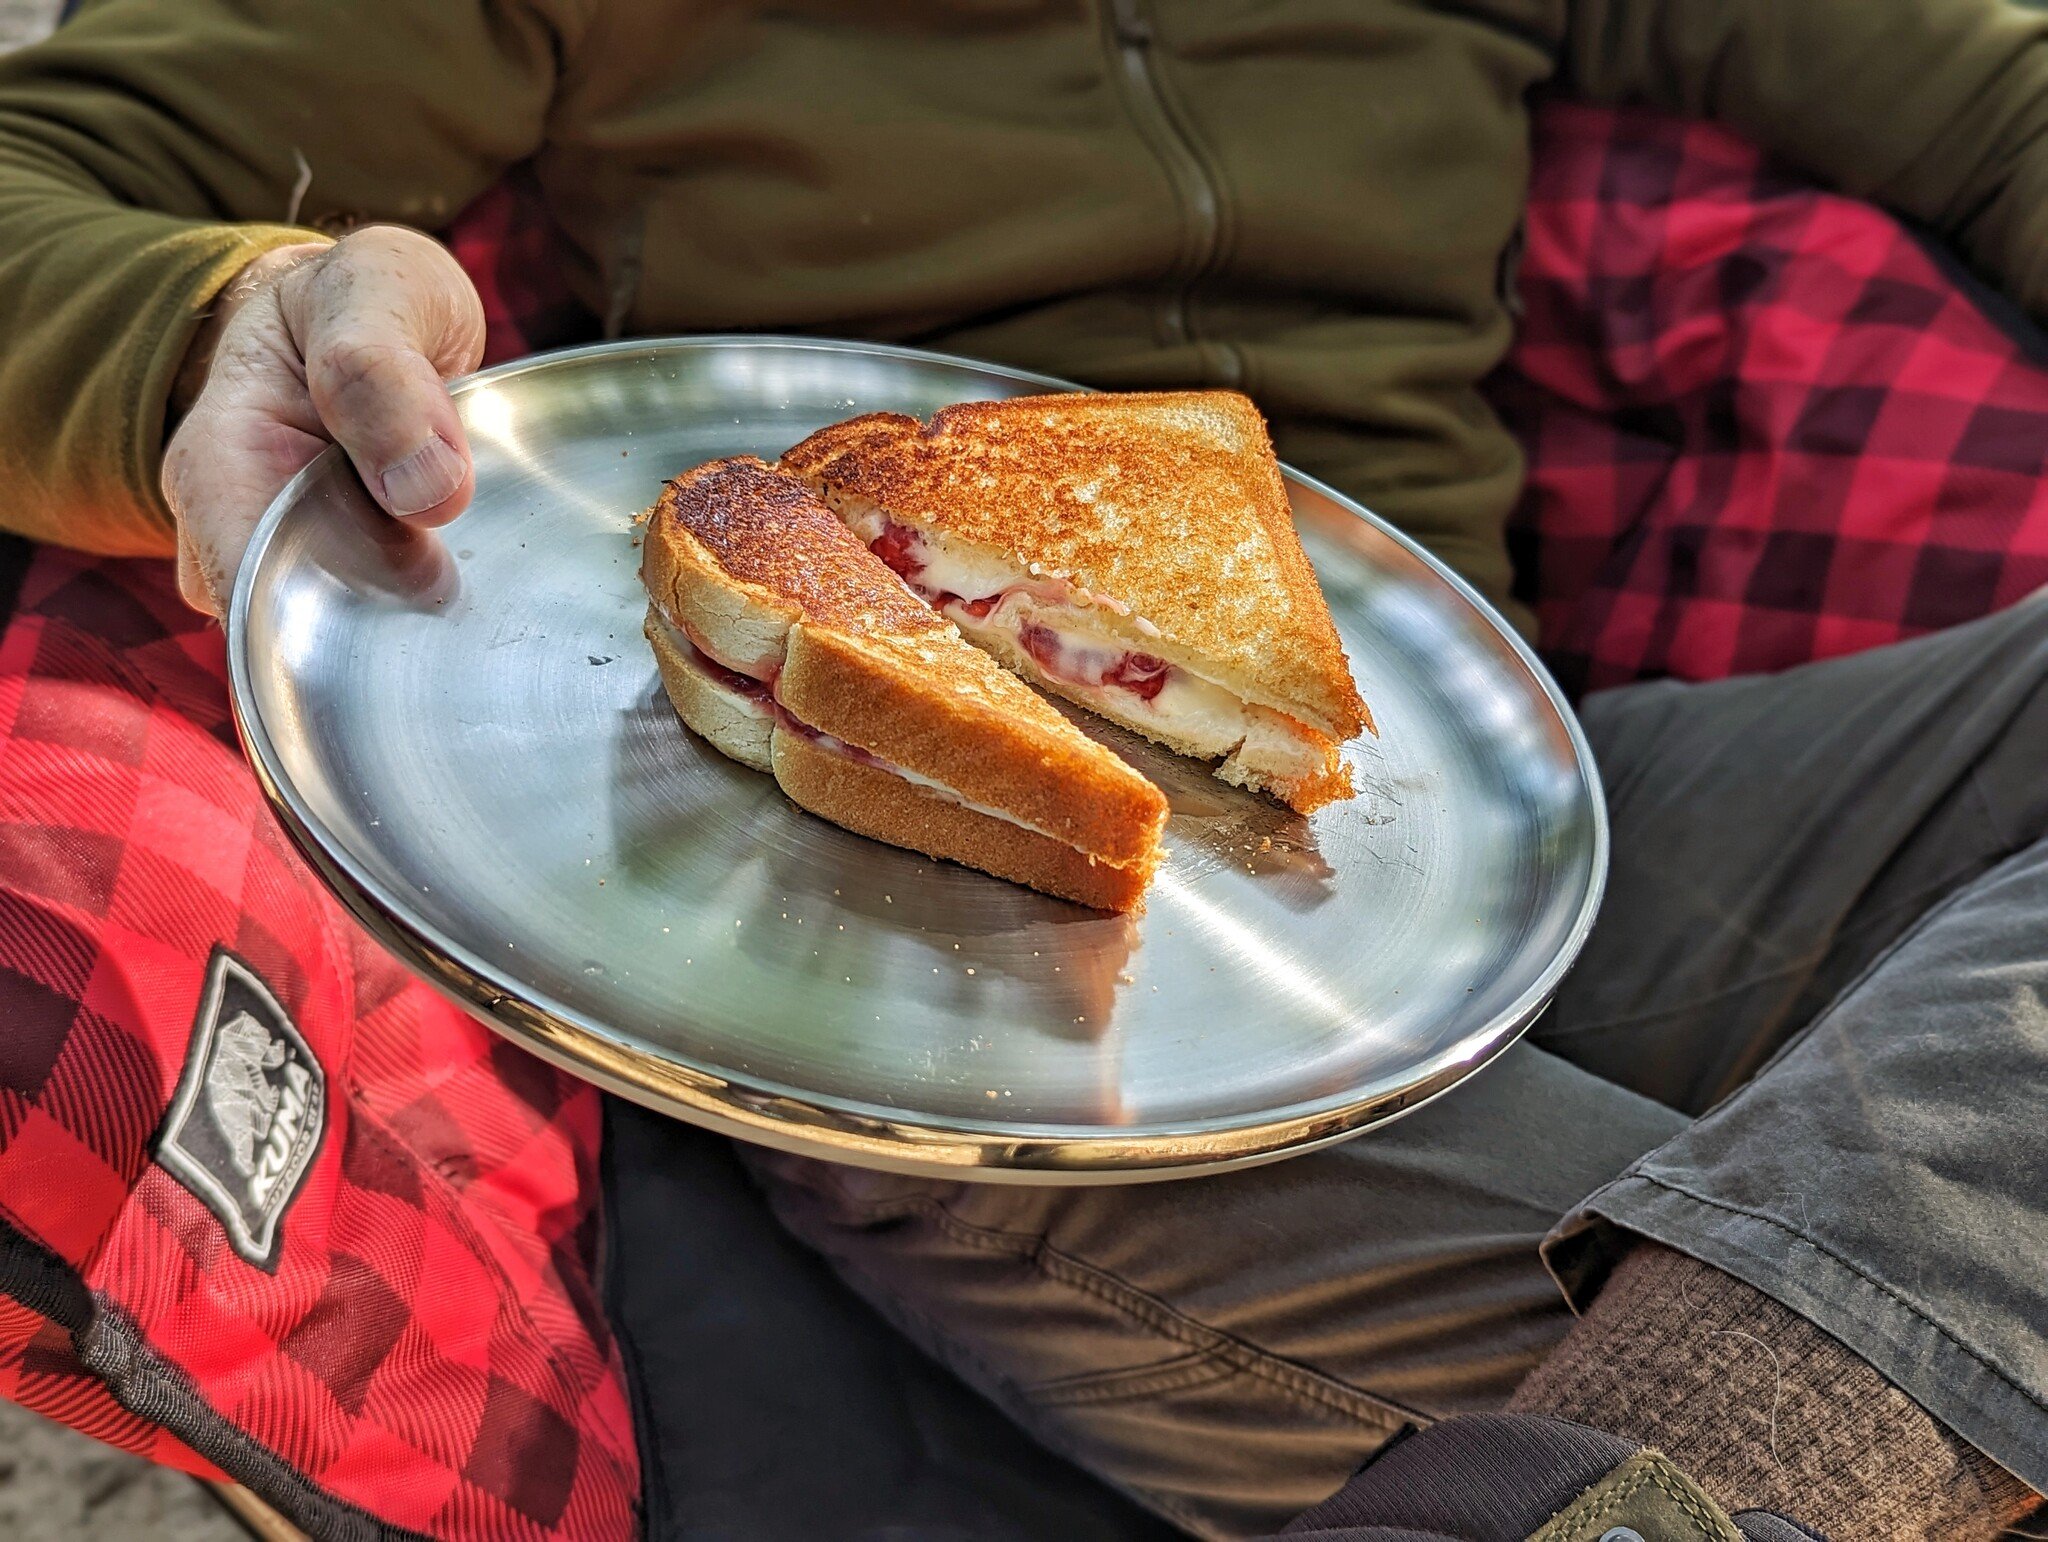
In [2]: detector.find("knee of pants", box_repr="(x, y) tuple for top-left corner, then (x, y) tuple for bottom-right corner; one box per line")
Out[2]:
(737, 1145), (974, 1236)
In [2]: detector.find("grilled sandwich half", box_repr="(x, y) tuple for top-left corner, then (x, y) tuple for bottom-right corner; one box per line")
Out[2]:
(782, 390), (1370, 813)
(640, 457), (1169, 911)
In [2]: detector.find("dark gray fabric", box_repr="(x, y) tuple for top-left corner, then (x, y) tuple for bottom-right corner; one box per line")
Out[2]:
(1535, 588), (2048, 1114)
(744, 1046), (1685, 1538)
(1731, 1515), (1829, 1542)
(1548, 831), (2048, 1501)
(601, 1101), (1177, 1541)
(739, 591), (2048, 1539)
(1541, 596), (2048, 1494)
(1276, 1414), (1632, 1539)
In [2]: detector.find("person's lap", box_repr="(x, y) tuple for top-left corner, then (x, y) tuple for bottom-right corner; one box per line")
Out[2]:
(745, 1046), (1683, 1537)
(1537, 592), (2048, 1112)
(742, 592), (2048, 1539)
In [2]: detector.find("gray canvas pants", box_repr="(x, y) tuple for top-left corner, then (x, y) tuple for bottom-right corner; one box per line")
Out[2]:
(743, 592), (2048, 1540)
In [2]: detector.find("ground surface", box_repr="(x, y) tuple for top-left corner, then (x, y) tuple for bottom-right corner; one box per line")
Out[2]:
(0, 2), (246, 1534)
(0, 1408), (241, 1542)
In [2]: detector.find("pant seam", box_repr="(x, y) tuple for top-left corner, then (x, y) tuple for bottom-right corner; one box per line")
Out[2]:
(1547, 851), (2004, 1142)
(1632, 848), (2011, 1132)
(932, 1194), (1414, 1427)
(836, 1188), (1421, 1432)
(1031, 1349), (1247, 1409)
(1968, 757), (2021, 853)
(1554, 683), (2044, 1048)
(1614, 1172), (2048, 1420)
(1538, 952), (1826, 1042)
(1542, 855), (1985, 1045)
(813, 1250), (1233, 1541)
(1028, 1343), (1217, 1393)
(1541, 851), (1988, 1048)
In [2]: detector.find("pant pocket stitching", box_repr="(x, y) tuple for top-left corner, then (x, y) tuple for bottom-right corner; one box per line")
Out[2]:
(817, 1252), (1228, 1541)
(1027, 1346), (1246, 1408)
(848, 1189), (1424, 1431)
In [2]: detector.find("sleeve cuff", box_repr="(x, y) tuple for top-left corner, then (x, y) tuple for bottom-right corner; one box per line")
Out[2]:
(116, 223), (333, 554)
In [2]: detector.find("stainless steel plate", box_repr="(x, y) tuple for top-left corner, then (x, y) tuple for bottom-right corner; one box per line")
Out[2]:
(230, 336), (1604, 1182)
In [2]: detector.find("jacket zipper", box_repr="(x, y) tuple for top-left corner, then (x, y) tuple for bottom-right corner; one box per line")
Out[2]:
(1102, 0), (1232, 366)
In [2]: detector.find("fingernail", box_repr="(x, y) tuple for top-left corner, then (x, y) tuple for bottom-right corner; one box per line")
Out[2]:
(379, 434), (463, 515)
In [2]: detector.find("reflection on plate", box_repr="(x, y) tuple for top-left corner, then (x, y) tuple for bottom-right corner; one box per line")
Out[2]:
(231, 337), (1604, 1182)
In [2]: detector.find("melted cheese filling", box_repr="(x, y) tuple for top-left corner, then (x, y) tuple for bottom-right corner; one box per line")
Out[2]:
(651, 608), (1064, 840)
(837, 507), (1328, 775)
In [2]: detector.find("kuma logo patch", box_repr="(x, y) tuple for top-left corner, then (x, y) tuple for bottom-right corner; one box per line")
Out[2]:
(156, 947), (325, 1272)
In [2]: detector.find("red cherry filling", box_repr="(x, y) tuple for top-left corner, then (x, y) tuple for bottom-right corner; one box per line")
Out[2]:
(870, 522), (1174, 703)
(1019, 622), (1171, 703)
(868, 522), (1003, 617)
(1104, 652), (1171, 701)
(677, 621), (774, 700)
(868, 521), (926, 582)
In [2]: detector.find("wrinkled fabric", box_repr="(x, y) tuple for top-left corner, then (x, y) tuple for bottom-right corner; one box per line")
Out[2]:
(15, 1), (2048, 624)
(1498, 102), (2048, 694)
(0, 539), (635, 1540)
(744, 595), (2048, 1537)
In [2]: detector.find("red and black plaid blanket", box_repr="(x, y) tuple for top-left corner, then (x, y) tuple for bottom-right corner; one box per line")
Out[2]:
(1502, 103), (2048, 692)
(1, 99), (2046, 1540)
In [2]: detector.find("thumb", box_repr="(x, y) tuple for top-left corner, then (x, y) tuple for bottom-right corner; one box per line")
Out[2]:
(281, 225), (487, 526)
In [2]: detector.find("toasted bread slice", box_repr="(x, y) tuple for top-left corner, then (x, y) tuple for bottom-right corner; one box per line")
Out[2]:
(640, 457), (1168, 909)
(644, 610), (1155, 910)
(643, 604), (774, 773)
(769, 733), (1154, 913)
(781, 391), (1369, 813)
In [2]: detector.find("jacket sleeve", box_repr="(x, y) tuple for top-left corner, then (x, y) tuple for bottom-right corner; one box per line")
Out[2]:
(0, 0), (577, 555)
(1561, 0), (2048, 320)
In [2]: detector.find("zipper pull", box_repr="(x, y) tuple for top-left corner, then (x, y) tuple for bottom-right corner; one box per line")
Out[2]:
(1109, 0), (1153, 48)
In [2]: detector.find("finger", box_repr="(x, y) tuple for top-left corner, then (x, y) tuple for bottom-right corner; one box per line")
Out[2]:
(282, 226), (487, 526)
(164, 396), (330, 617)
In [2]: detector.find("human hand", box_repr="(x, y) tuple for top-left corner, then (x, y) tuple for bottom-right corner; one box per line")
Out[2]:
(162, 225), (487, 616)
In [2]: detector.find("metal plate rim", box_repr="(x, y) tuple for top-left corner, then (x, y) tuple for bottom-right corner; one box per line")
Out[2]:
(227, 333), (1608, 1179)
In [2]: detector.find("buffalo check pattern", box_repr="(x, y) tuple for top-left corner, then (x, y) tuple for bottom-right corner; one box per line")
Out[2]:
(0, 96), (2047, 1540)
(0, 1294), (221, 1477)
(1497, 100), (2048, 695)
(0, 548), (635, 1538)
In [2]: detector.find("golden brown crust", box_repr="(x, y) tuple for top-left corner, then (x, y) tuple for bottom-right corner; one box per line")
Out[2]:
(770, 733), (1155, 913)
(642, 465), (792, 676)
(647, 622), (1152, 910)
(1221, 752), (1354, 815)
(649, 456), (946, 638)
(640, 456), (1168, 880)
(778, 628), (1166, 867)
(781, 391), (1368, 740)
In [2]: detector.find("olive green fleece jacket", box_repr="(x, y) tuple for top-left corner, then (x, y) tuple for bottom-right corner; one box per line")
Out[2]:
(9, 0), (2048, 626)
